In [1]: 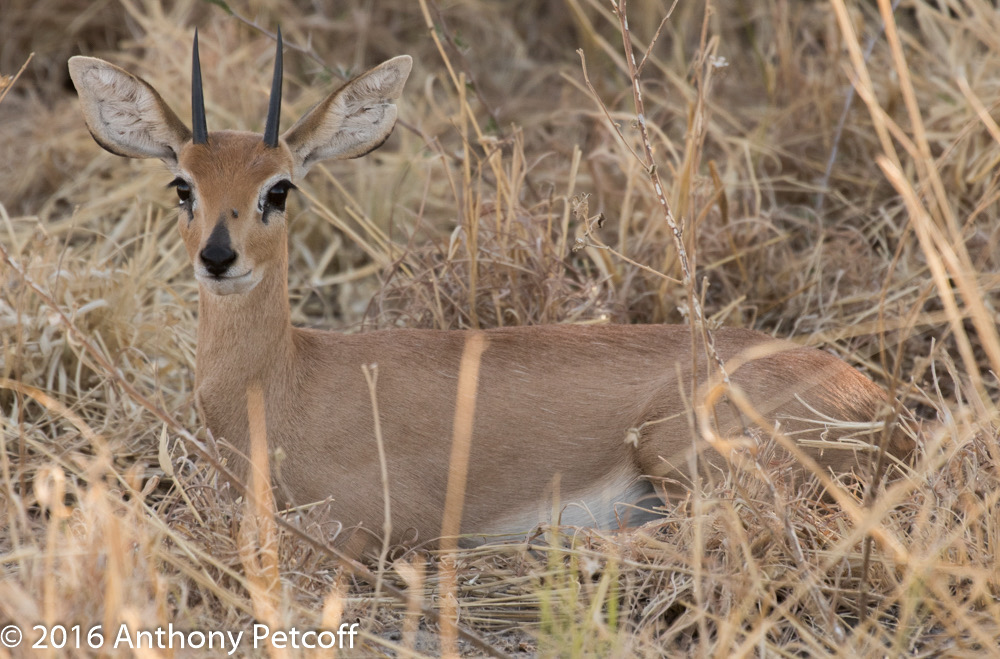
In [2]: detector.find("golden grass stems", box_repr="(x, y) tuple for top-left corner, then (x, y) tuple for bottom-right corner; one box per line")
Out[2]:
(240, 382), (283, 654)
(438, 331), (487, 657)
(361, 363), (393, 606)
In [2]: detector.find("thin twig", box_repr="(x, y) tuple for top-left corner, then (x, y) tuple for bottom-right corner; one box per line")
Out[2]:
(0, 52), (34, 106)
(636, 0), (679, 76)
(608, 0), (731, 386)
(576, 48), (644, 165)
(573, 202), (681, 284)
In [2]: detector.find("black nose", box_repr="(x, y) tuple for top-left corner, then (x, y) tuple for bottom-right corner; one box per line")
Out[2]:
(200, 243), (237, 276)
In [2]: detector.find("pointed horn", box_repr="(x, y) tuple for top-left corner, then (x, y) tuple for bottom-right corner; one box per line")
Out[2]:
(192, 29), (209, 145)
(263, 26), (283, 148)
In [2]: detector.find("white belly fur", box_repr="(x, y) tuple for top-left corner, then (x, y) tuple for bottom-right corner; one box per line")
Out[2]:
(469, 465), (660, 543)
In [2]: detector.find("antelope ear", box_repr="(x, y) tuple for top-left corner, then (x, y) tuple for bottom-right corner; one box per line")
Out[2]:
(282, 55), (412, 178)
(68, 56), (191, 164)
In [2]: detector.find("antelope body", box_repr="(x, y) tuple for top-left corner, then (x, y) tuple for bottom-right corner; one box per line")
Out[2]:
(69, 34), (910, 554)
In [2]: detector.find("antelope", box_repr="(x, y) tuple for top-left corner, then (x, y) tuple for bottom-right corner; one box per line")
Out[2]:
(68, 32), (911, 555)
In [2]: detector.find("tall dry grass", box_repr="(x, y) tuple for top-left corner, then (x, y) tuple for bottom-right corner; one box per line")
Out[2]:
(1, 0), (999, 656)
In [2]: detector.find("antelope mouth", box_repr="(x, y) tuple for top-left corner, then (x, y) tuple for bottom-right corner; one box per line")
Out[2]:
(196, 269), (260, 296)
(213, 269), (252, 281)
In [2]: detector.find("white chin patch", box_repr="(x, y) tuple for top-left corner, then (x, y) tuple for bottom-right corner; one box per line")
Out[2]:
(197, 270), (261, 296)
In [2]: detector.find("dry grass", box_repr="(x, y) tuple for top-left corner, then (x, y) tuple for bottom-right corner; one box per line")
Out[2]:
(2, 0), (1000, 656)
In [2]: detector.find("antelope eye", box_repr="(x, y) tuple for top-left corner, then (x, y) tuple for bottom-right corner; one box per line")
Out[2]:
(169, 178), (192, 204)
(265, 180), (294, 211)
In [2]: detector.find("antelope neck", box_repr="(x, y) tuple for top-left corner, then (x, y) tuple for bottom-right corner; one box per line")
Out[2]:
(194, 264), (295, 393)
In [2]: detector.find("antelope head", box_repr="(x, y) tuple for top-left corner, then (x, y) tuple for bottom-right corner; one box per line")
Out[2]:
(69, 30), (412, 297)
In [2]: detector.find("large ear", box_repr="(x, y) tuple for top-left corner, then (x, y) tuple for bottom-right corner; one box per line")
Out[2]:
(68, 56), (191, 165)
(282, 55), (412, 178)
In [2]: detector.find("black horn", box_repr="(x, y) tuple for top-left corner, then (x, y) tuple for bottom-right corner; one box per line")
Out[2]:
(192, 29), (209, 145)
(263, 26), (283, 148)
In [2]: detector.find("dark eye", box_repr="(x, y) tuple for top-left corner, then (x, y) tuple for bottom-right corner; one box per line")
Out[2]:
(264, 180), (295, 212)
(168, 178), (192, 204)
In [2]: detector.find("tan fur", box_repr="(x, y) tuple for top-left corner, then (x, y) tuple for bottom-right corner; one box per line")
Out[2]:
(69, 49), (912, 556)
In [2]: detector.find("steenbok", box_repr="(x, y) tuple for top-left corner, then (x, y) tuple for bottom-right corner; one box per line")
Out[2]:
(69, 31), (911, 555)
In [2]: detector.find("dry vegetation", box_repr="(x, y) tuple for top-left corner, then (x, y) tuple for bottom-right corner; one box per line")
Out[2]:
(1, 0), (1000, 656)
